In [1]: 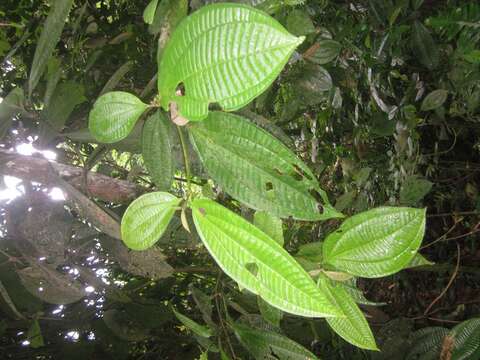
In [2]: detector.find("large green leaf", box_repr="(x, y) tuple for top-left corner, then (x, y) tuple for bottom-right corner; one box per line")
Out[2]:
(407, 327), (449, 360)
(121, 192), (180, 250)
(232, 322), (319, 360)
(191, 199), (341, 318)
(189, 112), (342, 221)
(318, 277), (378, 350)
(28, 0), (75, 95)
(142, 111), (174, 190)
(451, 318), (480, 360)
(89, 91), (149, 143)
(158, 3), (304, 121)
(323, 207), (426, 278)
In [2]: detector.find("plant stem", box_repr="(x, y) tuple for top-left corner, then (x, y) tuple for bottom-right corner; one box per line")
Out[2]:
(176, 125), (192, 197)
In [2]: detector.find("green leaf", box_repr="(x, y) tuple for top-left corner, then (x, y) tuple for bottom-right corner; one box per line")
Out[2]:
(421, 89), (448, 111)
(405, 253), (434, 269)
(43, 57), (62, 107)
(143, 0), (159, 25)
(190, 285), (214, 327)
(407, 327), (449, 360)
(296, 242), (323, 263)
(253, 211), (284, 246)
(412, 21), (439, 70)
(18, 265), (85, 305)
(149, 0), (188, 36)
(88, 91), (149, 143)
(191, 199), (341, 318)
(318, 277), (378, 350)
(257, 296), (283, 327)
(100, 61), (133, 96)
(121, 192), (180, 250)
(304, 40), (342, 65)
(189, 112), (342, 221)
(142, 111), (174, 190)
(232, 322), (319, 360)
(28, 0), (75, 96)
(323, 207), (426, 278)
(286, 9), (316, 36)
(42, 81), (86, 131)
(172, 308), (213, 338)
(0, 87), (24, 140)
(26, 320), (44, 349)
(400, 176), (433, 205)
(158, 3), (304, 121)
(339, 278), (385, 306)
(451, 318), (480, 360)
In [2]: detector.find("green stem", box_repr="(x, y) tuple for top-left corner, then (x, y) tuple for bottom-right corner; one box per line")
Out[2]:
(176, 125), (192, 197)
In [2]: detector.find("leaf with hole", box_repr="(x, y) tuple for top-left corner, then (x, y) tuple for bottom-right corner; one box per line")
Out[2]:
(158, 3), (304, 121)
(142, 111), (174, 190)
(323, 207), (426, 278)
(318, 276), (378, 350)
(89, 91), (149, 143)
(121, 192), (180, 251)
(191, 199), (342, 318)
(189, 112), (342, 221)
(28, 0), (75, 95)
(232, 322), (319, 360)
(421, 89), (448, 111)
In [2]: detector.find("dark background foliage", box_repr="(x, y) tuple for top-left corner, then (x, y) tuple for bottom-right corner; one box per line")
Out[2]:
(0, 0), (479, 359)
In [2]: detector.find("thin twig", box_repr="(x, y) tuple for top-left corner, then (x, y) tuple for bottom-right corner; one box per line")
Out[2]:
(423, 243), (461, 315)
(427, 210), (480, 218)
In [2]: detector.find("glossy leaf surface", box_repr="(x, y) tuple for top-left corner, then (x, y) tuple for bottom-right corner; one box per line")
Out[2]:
(191, 199), (341, 318)
(190, 112), (342, 221)
(142, 111), (174, 190)
(89, 91), (148, 143)
(232, 322), (319, 360)
(451, 318), (480, 360)
(121, 192), (180, 250)
(323, 207), (426, 278)
(319, 277), (378, 350)
(158, 3), (304, 121)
